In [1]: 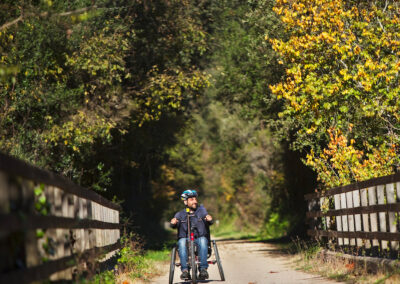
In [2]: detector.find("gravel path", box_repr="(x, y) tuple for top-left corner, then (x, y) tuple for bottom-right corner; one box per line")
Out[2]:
(150, 239), (342, 284)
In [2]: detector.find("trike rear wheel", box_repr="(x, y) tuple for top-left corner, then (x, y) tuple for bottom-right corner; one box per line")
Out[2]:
(213, 240), (225, 281)
(169, 246), (177, 284)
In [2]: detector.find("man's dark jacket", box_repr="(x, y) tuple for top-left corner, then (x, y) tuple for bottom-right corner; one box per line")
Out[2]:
(172, 205), (211, 239)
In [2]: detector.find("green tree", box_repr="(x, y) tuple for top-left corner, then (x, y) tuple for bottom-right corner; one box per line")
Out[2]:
(0, 0), (209, 191)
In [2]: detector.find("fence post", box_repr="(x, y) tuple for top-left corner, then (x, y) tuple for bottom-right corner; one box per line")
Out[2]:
(360, 188), (371, 249)
(352, 189), (363, 247)
(62, 191), (73, 279)
(46, 185), (56, 261)
(377, 185), (388, 250)
(386, 183), (398, 250)
(23, 180), (42, 268)
(334, 194), (343, 246)
(346, 191), (356, 246)
(72, 195), (80, 254)
(368, 186), (379, 250)
(340, 193), (349, 245)
(51, 187), (65, 280)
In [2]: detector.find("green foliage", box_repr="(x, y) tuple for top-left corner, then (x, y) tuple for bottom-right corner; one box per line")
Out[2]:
(65, 19), (131, 87)
(0, 0), (211, 197)
(135, 67), (210, 125)
(159, 0), (300, 238)
(86, 270), (115, 284)
(118, 246), (146, 271)
(177, 0), (290, 234)
(163, 98), (286, 232)
(259, 212), (290, 239)
(34, 184), (50, 215)
(208, 0), (284, 120)
(35, 229), (45, 238)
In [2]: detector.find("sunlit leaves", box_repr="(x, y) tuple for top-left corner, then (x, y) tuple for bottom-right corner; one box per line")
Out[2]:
(136, 67), (210, 125)
(42, 111), (115, 152)
(66, 21), (132, 89)
(306, 128), (398, 187)
(270, 0), (400, 185)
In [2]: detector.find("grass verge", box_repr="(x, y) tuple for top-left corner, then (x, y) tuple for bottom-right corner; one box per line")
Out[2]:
(80, 233), (171, 284)
(290, 238), (400, 284)
(115, 248), (170, 283)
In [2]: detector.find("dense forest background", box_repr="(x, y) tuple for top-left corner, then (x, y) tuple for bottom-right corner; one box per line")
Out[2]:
(2, 0), (400, 242)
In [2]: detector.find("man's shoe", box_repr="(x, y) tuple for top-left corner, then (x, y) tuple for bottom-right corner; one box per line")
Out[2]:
(198, 269), (209, 280)
(180, 270), (191, 280)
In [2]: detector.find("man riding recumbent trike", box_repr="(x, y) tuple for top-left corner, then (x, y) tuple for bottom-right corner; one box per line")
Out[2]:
(169, 189), (225, 284)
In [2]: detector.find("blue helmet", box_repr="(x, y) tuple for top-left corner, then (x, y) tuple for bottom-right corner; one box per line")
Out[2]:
(181, 189), (198, 201)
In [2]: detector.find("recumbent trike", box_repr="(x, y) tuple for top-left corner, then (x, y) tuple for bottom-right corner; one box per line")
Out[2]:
(169, 211), (225, 284)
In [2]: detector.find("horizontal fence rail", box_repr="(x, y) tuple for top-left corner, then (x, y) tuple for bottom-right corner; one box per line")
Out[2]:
(0, 153), (121, 283)
(304, 172), (400, 200)
(305, 173), (400, 257)
(0, 214), (122, 231)
(0, 153), (120, 210)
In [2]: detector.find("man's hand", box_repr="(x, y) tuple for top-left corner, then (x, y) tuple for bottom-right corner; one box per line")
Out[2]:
(205, 215), (213, 222)
(170, 217), (178, 225)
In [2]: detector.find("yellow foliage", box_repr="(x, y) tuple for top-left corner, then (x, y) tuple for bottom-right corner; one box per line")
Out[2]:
(271, 0), (400, 120)
(271, 0), (400, 184)
(306, 128), (398, 188)
(41, 111), (116, 153)
(135, 67), (210, 126)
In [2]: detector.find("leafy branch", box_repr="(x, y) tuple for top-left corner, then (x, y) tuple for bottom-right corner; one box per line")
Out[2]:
(0, 5), (98, 31)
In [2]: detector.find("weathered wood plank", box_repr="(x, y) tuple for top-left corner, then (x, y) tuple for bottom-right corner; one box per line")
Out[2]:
(23, 180), (41, 268)
(340, 193), (349, 245)
(50, 187), (64, 281)
(45, 185), (57, 262)
(95, 203), (101, 247)
(368, 186), (379, 247)
(386, 183), (398, 250)
(346, 191), (356, 246)
(360, 188), (371, 248)
(87, 201), (95, 250)
(352, 189), (362, 247)
(377, 185), (388, 249)
(334, 194), (343, 245)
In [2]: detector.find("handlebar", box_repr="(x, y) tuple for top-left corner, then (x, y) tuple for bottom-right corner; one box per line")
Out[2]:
(171, 216), (213, 227)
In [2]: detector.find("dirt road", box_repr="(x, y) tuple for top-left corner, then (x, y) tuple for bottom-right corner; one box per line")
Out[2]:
(151, 239), (341, 284)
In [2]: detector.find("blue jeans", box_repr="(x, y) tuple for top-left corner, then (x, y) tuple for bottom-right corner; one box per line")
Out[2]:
(178, 236), (209, 271)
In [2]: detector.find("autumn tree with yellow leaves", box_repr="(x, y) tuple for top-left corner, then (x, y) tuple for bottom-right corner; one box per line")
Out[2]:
(270, 0), (400, 187)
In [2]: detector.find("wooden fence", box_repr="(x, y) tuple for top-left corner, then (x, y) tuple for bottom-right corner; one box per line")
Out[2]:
(305, 172), (400, 257)
(0, 153), (121, 283)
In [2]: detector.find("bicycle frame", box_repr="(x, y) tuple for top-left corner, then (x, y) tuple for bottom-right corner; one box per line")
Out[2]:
(186, 208), (198, 283)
